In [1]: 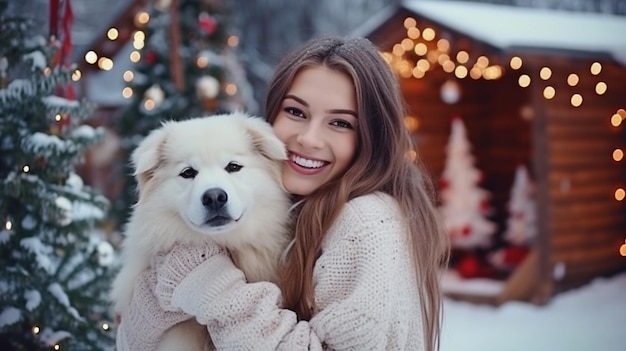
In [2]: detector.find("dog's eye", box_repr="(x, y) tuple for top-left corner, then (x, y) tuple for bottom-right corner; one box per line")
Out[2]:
(225, 162), (243, 173)
(179, 167), (198, 179)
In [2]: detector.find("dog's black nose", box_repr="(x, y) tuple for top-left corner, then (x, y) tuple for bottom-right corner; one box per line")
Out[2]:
(202, 188), (228, 210)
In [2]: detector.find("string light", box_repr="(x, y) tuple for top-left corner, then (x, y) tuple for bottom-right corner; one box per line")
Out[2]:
(71, 69), (81, 81)
(97, 57), (113, 71)
(615, 188), (625, 201)
(122, 70), (134, 82)
(54, 344), (60, 350)
(129, 51), (141, 63)
(543, 86), (556, 99)
(620, 240), (626, 256)
(106, 28), (119, 40)
(403, 17), (417, 29)
(509, 56), (522, 70)
(122, 87), (133, 99)
(595, 82), (607, 95)
(227, 35), (239, 47)
(102, 323), (110, 331)
(570, 93), (583, 107)
(590, 62), (602, 75)
(567, 73), (579, 86)
(539, 67), (552, 80)
(32, 325), (40, 334)
(84, 51), (98, 64)
(225, 83), (238, 96)
(22, 165), (30, 173)
(518, 74), (531, 88)
(135, 11), (150, 27)
(613, 149), (623, 162)
(422, 27), (436, 41)
(4, 220), (11, 230)
(404, 115), (420, 132)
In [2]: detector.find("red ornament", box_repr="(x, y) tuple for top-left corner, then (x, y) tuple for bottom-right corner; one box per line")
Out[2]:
(461, 225), (471, 236)
(501, 246), (530, 267)
(144, 51), (157, 64)
(198, 12), (217, 35)
(457, 254), (480, 278)
(438, 177), (449, 189)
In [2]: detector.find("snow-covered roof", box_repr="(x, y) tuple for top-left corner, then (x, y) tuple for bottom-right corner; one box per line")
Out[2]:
(370, 0), (626, 66)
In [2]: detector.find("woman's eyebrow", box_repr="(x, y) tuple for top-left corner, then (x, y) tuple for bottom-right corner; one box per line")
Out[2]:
(284, 94), (357, 117)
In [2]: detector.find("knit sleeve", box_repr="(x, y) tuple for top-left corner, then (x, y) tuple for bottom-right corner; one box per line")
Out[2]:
(173, 193), (422, 350)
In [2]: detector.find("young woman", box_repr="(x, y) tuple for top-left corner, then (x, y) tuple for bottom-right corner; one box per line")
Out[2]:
(116, 36), (449, 350)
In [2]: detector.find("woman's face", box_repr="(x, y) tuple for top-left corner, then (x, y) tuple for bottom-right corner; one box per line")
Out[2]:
(273, 66), (358, 196)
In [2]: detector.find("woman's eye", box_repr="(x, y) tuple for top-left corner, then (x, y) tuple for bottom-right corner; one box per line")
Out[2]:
(331, 120), (354, 129)
(285, 107), (305, 118)
(225, 161), (243, 173)
(179, 167), (198, 179)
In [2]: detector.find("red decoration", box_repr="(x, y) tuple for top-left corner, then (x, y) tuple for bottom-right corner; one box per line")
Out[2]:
(198, 12), (217, 35)
(461, 225), (471, 236)
(438, 177), (449, 189)
(144, 50), (157, 64)
(457, 253), (496, 279)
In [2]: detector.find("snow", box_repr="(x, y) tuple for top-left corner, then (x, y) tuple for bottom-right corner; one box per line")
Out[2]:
(442, 270), (505, 297)
(0, 307), (21, 328)
(441, 272), (626, 351)
(48, 283), (84, 321)
(23, 50), (47, 70)
(20, 237), (53, 273)
(402, 0), (626, 66)
(42, 95), (80, 108)
(24, 289), (42, 311)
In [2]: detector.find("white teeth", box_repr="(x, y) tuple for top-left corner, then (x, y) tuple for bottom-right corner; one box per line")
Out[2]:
(291, 154), (325, 169)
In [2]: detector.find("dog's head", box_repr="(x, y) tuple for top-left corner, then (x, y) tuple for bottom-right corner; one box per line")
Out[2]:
(130, 112), (287, 237)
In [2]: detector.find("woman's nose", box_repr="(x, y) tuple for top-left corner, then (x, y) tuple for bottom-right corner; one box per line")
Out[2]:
(296, 123), (324, 150)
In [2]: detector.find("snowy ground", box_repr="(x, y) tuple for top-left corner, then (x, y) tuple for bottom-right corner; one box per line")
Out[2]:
(440, 272), (626, 351)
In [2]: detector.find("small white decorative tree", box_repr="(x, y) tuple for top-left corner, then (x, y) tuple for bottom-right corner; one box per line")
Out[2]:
(489, 165), (537, 272)
(503, 164), (537, 246)
(439, 117), (496, 250)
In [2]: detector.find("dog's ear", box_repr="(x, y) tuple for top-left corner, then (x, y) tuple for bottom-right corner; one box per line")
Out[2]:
(243, 116), (287, 162)
(131, 125), (167, 191)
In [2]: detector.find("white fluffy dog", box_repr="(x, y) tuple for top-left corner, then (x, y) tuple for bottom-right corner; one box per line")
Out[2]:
(111, 112), (291, 350)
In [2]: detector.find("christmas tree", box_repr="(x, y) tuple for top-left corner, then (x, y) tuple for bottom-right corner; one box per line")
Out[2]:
(439, 117), (496, 251)
(111, 0), (254, 229)
(0, 1), (116, 349)
(489, 164), (537, 272)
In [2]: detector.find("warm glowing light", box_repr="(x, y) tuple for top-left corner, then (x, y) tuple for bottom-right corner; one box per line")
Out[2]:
(509, 56), (522, 70)
(55, 114), (62, 121)
(122, 87), (133, 99)
(134, 31), (146, 42)
(22, 165), (30, 173)
(482, 66), (502, 80)
(133, 40), (145, 50)
(412, 67), (425, 78)
(107, 28), (119, 40)
(476, 56), (489, 69)
(455, 51), (469, 64)
(469, 67), (482, 80)
(414, 43), (427, 56)
(392, 44), (405, 56)
(590, 62), (602, 75)
(543, 86), (556, 99)
(567, 73), (579, 86)
(404, 116), (420, 132)
(227, 35), (239, 47)
(97, 57), (114, 71)
(32, 325), (40, 334)
(615, 188), (625, 201)
(416, 59), (430, 72)
(129, 51), (141, 63)
(85, 51), (98, 64)
(123, 70), (134, 82)
(54, 345), (60, 350)
(442, 60), (455, 73)
(144, 99), (155, 111)
(595, 82), (607, 95)
(518, 74), (531, 88)
(102, 323), (110, 331)
(613, 149), (624, 161)
(570, 94), (583, 107)
(437, 54), (450, 65)
(454, 65), (468, 79)
(422, 28), (435, 41)
(197, 56), (209, 68)
(407, 27), (420, 39)
(436, 39), (449, 52)
(539, 67), (552, 80)
(620, 243), (626, 256)
(225, 83), (237, 96)
(403, 17), (416, 29)
(611, 114), (623, 127)
(401, 38), (414, 51)
(135, 11), (150, 26)
(71, 70), (81, 81)
(44, 67), (52, 76)
(4, 220), (11, 230)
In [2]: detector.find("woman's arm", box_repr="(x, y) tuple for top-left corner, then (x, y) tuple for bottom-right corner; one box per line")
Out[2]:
(157, 193), (419, 350)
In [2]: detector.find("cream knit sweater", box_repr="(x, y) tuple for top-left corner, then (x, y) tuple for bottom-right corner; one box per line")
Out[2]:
(116, 192), (426, 350)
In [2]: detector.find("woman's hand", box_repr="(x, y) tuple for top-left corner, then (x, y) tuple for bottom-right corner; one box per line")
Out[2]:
(152, 240), (228, 311)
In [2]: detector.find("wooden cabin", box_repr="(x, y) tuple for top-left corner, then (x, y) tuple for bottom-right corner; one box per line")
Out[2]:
(356, 0), (626, 304)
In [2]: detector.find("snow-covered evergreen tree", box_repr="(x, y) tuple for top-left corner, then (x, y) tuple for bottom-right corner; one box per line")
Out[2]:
(111, 0), (253, 229)
(0, 2), (116, 349)
(439, 117), (496, 250)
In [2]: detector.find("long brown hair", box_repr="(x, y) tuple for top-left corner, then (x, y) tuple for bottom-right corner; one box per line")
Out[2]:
(264, 36), (449, 350)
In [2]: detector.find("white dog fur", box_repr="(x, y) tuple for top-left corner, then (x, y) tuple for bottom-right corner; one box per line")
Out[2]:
(111, 112), (291, 350)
